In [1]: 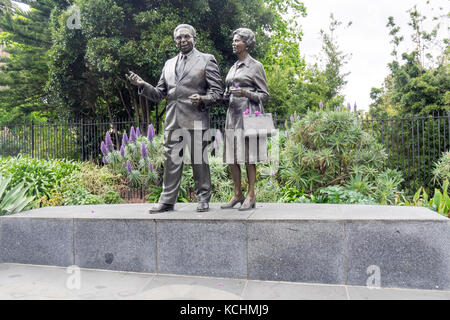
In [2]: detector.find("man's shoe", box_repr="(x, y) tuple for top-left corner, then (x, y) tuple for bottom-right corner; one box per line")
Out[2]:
(197, 202), (209, 212)
(149, 203), (174, 214)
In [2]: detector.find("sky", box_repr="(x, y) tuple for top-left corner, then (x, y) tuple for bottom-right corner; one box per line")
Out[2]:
(298, 0), (449, 111)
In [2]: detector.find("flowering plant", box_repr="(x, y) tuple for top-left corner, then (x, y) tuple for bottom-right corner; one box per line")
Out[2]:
(100, 124), (164, 188)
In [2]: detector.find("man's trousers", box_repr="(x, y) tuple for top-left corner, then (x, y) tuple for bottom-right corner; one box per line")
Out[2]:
(159, 129), (212, 205)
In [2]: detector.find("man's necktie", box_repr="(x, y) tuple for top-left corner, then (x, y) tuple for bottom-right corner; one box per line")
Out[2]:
(176, 54), (186, 80)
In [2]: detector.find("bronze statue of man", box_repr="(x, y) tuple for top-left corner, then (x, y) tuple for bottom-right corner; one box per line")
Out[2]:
(127, 24), (223, 213)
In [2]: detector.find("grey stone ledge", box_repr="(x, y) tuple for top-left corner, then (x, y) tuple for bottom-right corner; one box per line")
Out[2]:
(2, 203), (447, 222)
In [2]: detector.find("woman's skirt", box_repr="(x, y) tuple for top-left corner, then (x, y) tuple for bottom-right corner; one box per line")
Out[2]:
(223, 128), (268, 164)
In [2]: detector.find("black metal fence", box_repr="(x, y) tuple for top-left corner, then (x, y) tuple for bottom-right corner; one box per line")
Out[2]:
(1, 112), (449, 195)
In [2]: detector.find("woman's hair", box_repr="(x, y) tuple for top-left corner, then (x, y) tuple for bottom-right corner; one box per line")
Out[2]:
(233, 28), (256, 52)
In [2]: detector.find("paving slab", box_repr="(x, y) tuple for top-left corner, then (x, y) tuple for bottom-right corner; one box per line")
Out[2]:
(346, 285), (450, 300)
(242, 280), (348, 300)
(0, 264), (154, 300)
(133, 274), (246, 300)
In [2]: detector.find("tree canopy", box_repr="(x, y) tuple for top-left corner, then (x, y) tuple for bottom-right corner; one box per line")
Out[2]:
(370, 4), (449, 117)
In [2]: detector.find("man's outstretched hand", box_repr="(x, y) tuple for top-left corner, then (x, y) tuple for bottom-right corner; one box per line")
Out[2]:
(126, 71), (146, 87)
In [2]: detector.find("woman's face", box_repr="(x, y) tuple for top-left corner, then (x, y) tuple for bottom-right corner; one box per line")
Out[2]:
(232, 34), (247, 55)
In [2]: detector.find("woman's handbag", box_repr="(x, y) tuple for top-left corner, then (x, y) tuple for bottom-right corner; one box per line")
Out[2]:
(243, 97), (276, 137)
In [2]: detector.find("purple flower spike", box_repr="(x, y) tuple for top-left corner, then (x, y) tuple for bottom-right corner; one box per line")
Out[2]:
(122, 163), (126, 168)
(136, 127), (141, 137)
(147, 124), (155, 141)
(270, 171), (275, 178)
(141, 142), (148, 159)
(130, 126), (137, 143)
(127, 160), (132, 173)
(120, 145), (125, 157)
(122, 132), (129, 145)
(297, 115), (300, 120)
(347, 103), (351, 111)
(105, 132), (114, 151)
(100, 141), (108, 155)
(285, 131), (290, 138)
(149, 162), (154, 172)
(354, 103), (358, 112)
(290, 115), (294, 122)
(319, 101), (323, 109)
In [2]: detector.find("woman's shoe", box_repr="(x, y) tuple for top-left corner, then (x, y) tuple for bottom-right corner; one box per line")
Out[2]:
(221, 195), (245, 209)
(238, 196), (256, 211)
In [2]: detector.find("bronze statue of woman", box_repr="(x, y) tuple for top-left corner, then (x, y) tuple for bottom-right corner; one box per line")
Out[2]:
(221, 28), (270, 211)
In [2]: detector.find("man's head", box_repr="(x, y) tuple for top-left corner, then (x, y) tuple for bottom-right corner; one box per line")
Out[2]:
(174, 24), (196, 54)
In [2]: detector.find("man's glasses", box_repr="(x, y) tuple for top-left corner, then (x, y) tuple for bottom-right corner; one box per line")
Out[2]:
(175, 34), (193, 42)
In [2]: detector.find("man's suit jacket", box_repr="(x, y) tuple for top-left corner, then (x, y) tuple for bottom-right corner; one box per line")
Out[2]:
(139, 48), (223, 131)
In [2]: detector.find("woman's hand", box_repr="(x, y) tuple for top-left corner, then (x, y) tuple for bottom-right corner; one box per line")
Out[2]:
(229, 87), (250, 98)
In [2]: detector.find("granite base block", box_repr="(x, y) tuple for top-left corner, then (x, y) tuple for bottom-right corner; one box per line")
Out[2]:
(74, 220), (156, 273)
(247, 221), (346, 284)
(157, 220), (247, 279)
(0, 218), (73, 267)
(346, 221), (450, 290)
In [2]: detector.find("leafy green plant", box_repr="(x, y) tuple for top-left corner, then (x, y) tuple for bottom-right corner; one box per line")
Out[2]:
(278, 110), (403, 204)
(432, 151), (450, 188)
(0, 174), (35, 215)
(319, 185), (376, 205)
(399, 180), (450, 218)
(0, 156), (81, 206)
(374, 169), (404, 205)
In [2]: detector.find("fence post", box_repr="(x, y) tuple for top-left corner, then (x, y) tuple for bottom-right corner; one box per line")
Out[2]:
(448, 111), (450, 150)
(31, 120), (35, 158)
(80, 118), (84, 162)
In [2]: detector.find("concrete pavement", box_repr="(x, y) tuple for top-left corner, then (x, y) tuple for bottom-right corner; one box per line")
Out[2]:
(0, 263), (449, 300)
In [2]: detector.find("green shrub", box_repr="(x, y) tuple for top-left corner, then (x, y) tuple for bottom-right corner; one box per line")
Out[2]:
(0, 174), (35, 215)
(278, 110), (403, 203)
(432, 151), (450, 188)
(318, 185), (376, 205)
(400, 180), (450, 218)
(0, 156), (81, 205)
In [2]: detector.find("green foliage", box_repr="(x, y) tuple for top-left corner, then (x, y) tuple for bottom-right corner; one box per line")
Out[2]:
(279, 110), (389, 192)
(0, 0), (65, 122)
(400, 180), (450, 218)
(0, 156), (81, 203)
(432, 151), (450, 188)
(0, 173), (35, 215)
(0, 156), (123, 207)
(319, 185), (376, 205)
(370, 4), (449, 117)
